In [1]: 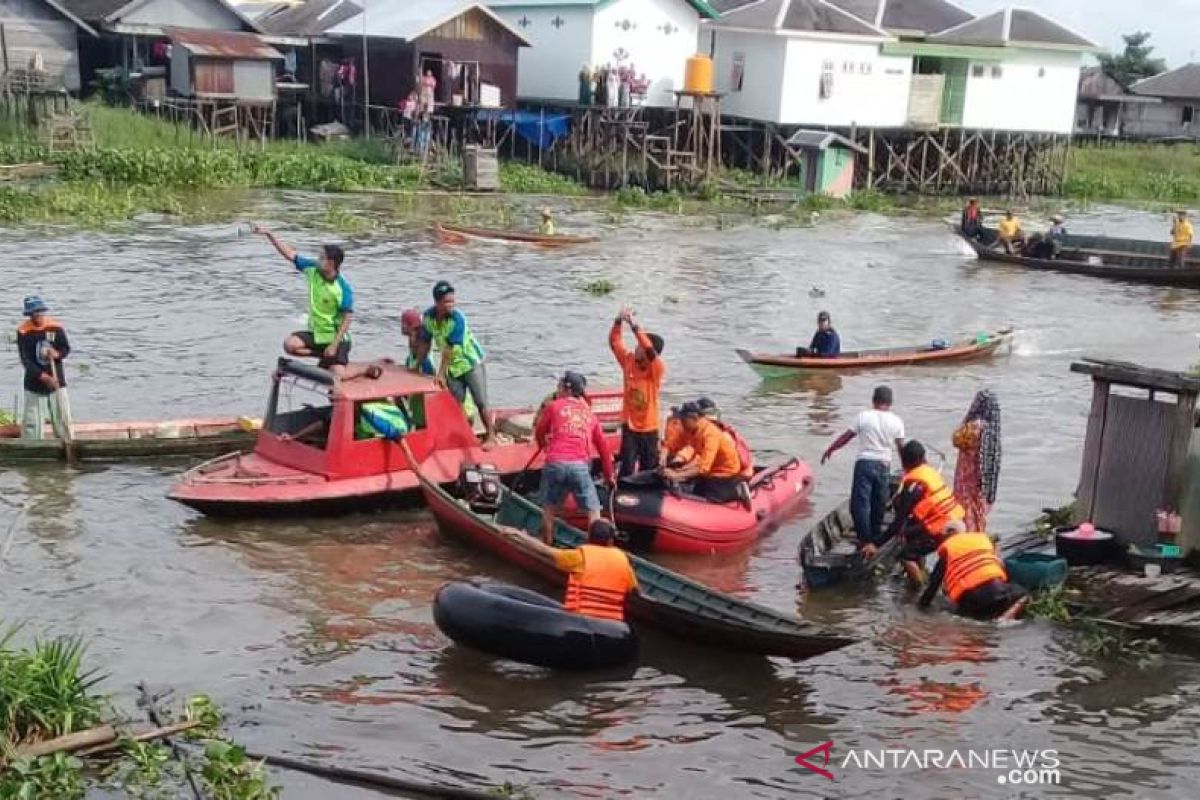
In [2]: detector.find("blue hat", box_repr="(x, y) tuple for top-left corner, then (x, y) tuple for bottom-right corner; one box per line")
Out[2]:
(23, 296), (47, 316)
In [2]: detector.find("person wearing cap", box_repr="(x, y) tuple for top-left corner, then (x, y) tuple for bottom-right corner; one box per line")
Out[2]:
(16, 296), (71, 440)
(696, 397), (754, 478)
(797, 311), (840, 358)
(960, 197), (981, 239)
(539, 208), (556, 237)
(415, 281), (497, 448)
(251, 224), (361, 377)
(1170, 210), (1193, 268)
(919, 520), (1026, 620)
(501, 518), (638, 622)
(661, 402), (749, 508)
(995, 210), (1024, 255)
(610, 306), (666, 478)
(400, 308), (434, 376)
(534, 371), (616, 545)
(822, 385), (905, 549)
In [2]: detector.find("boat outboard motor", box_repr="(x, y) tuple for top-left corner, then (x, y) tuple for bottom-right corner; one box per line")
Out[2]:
(458, 464), (503, 512)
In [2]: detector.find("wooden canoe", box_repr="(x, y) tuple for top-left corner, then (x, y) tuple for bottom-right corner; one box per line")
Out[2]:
(737, 327), (1013, 376)
(962, 228), (1200, 288)
(433, 222), (599, 247)
(419, 471), (855, 659)
(0, 416), (259, 463)
(798, 498), (900, 590)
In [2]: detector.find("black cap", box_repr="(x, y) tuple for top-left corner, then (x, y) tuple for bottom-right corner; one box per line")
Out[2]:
(588, 519), (617, 544)
(647, 332), (665, 354)
(433, 280), (455, 301)
(679, 401), (702, 418)
(560, 370), (587, 397)
(696, 397), (718, 416)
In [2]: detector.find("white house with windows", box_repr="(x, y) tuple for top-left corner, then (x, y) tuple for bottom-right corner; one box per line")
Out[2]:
(488, 0), (719, 106)
(704, 0), (1098, 134)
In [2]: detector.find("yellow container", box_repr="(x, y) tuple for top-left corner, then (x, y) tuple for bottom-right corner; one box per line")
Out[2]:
(684, 55), (714, 94)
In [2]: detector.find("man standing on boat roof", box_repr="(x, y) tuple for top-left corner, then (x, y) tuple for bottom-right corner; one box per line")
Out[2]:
(16, 295), (71, 440)
(876, 440), (967, 586)
(534, 371), (615, 545)
(1170, 210), (1193, 268)
(609, 306), (665, 478)
(821, 385), (905, 549)
(415, 281), (498, 449)
(251, 224), (374, 380)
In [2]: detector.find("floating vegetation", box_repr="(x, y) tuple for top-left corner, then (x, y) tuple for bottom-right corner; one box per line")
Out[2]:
(583, 279), (616, 296)
(1025, 586), (1161, 666)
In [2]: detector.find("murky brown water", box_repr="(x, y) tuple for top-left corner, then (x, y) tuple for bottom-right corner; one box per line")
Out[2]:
(4, 198), (1200, 798)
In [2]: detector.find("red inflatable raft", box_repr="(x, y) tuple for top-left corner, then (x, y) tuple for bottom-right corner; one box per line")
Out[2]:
(567, 458), (815, 554)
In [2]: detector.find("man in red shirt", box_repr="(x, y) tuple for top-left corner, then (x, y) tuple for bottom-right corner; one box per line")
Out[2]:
(534, 371), (615, 544)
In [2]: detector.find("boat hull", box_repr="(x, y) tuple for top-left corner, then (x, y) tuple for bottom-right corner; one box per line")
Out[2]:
(0, 417), (257, 463)
(798, 497), (898, 590)
(434, 222), (599, 247)
(422, 474), (854, 659)
(737, 328), (1012, 374)
(566, 458), (815, 554)
(962, 230), (1200, 287)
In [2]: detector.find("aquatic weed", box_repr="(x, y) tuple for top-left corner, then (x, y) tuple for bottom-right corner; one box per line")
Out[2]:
(582, 279), (616, 297)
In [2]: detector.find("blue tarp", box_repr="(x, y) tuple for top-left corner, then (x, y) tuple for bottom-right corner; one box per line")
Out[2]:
(474, 109), (571, 150)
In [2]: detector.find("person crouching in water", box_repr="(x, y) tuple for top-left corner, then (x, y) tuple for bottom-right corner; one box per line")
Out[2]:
(534, 371), (615, 544)
(869, 440), (965, 586)
(661, 402), (751, 509)
(919, 521), (1027, 620)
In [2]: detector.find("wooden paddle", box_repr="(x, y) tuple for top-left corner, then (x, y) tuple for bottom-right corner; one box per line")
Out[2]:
(51, 352), (77, 466)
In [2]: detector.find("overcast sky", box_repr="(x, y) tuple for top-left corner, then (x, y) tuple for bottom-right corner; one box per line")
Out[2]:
(955, 0), (1197, 68)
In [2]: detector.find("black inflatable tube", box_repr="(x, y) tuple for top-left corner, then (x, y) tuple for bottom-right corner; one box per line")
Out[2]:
(433, 581), (637, 671)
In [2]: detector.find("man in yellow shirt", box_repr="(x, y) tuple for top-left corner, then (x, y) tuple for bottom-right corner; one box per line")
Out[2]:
(1170, 210), (1193, 267)
(661, 402), (750, 508)
(996, 210), (1023, 255)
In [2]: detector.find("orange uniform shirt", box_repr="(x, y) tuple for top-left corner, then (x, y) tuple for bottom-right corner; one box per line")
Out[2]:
(610, 323), (665, 434)
(665, 418), (741, 478)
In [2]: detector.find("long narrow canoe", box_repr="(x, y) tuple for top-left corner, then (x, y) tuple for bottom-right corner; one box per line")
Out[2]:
(419, 470), (855, 659)
(962, 228), (1200, 288)
(737, 327), (1013, 376)
(433, 222), (599, 247)
(798, 498), (901, 590)
(0, 416), (259, 463)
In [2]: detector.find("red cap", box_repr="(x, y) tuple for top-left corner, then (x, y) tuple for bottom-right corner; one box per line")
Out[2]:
(400, 308), (422, 333)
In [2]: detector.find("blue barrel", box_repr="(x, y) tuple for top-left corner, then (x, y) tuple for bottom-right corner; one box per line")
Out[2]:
(1003, 553), (1068, 590)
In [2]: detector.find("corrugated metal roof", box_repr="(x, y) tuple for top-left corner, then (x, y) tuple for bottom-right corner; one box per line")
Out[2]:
(327, 0), (530, 46)
(489, 0), (720, 19)
(710, 0), (888, 37)
(58, 0), (264, 33)
(166, 27), (283, 59)
(931, 8), (1096, 50)
(787, 129), (866, 152)
(1133, 64), (1200, 101)
(258, 0), (362, 35)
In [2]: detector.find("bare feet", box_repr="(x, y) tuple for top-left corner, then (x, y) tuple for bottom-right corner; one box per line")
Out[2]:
(481, 436), (499, 451)
(998, 596), (1028, 622)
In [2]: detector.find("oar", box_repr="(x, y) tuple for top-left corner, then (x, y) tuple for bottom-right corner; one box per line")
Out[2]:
(511, 444), (544, 495)
(52, 355), (77, 467)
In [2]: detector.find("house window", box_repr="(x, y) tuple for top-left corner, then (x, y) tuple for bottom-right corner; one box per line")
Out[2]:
(730, 53), (745, 92)
(820, 61), (834, 99)
(1038, 67), (1046, 78)
(1184, 106), (1195, 125)
(972, 64), (985, 78)
(842, 61), (854, 73)
(991, 65), (1003, 79)
(193, 59), (233, 95)
(860, 62), (872, 75)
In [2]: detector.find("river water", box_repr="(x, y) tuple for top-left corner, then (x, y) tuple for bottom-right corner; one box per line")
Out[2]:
(3, 198), (1200, 799)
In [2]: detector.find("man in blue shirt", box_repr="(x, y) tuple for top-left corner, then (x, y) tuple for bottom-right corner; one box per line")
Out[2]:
(798, 311), (840, 358)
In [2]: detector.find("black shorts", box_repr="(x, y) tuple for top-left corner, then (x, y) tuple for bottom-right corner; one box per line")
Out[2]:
(292, 330), (350, 368)
(956, 579), (1027, 620)
(900, 526), (939, 562)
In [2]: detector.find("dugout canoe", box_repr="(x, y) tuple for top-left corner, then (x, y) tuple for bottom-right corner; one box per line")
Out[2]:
(736, 328), (1013, 376)
(420, 466), (855, 660)
(0, 416), (258, 463)
(961, 228), (1200, 288)
(433, 222), (599, 247)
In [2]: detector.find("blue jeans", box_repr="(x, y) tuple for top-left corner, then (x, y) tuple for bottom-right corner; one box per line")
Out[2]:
(850, 459), (890, 545)
(539, 461), (600, 512)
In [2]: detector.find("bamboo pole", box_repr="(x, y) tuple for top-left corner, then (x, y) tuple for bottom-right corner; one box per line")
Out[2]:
(15, 725), (116, 758)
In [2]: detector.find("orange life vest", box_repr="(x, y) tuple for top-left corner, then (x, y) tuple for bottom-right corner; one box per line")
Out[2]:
(904, 463), (965, 537)
(713, 420), (754, 478)
(563, 544), (636, 621)
(939, 532), (1008, 603)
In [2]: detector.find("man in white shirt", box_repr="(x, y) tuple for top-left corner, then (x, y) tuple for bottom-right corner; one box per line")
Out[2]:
(821, 386), (906, 547)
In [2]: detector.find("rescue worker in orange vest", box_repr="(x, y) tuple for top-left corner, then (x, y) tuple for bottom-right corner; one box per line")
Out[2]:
(867, 440), (965, 585)
(508, 519), (639, 622)
(919, 520), (1027, 620)
(661, 402), (752, 509)
(696, 397), (755, 478)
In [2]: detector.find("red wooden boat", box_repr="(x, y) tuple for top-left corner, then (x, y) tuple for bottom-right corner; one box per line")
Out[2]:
(167, 358), (621, 516)
(566, 458), (815, 554)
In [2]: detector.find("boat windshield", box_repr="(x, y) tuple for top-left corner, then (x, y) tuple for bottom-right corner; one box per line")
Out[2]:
(266, 374), (333, 449)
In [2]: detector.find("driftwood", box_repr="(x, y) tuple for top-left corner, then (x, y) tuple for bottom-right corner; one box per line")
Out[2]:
(77, 720), (205, 757)
(11, 719), (206, 760)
